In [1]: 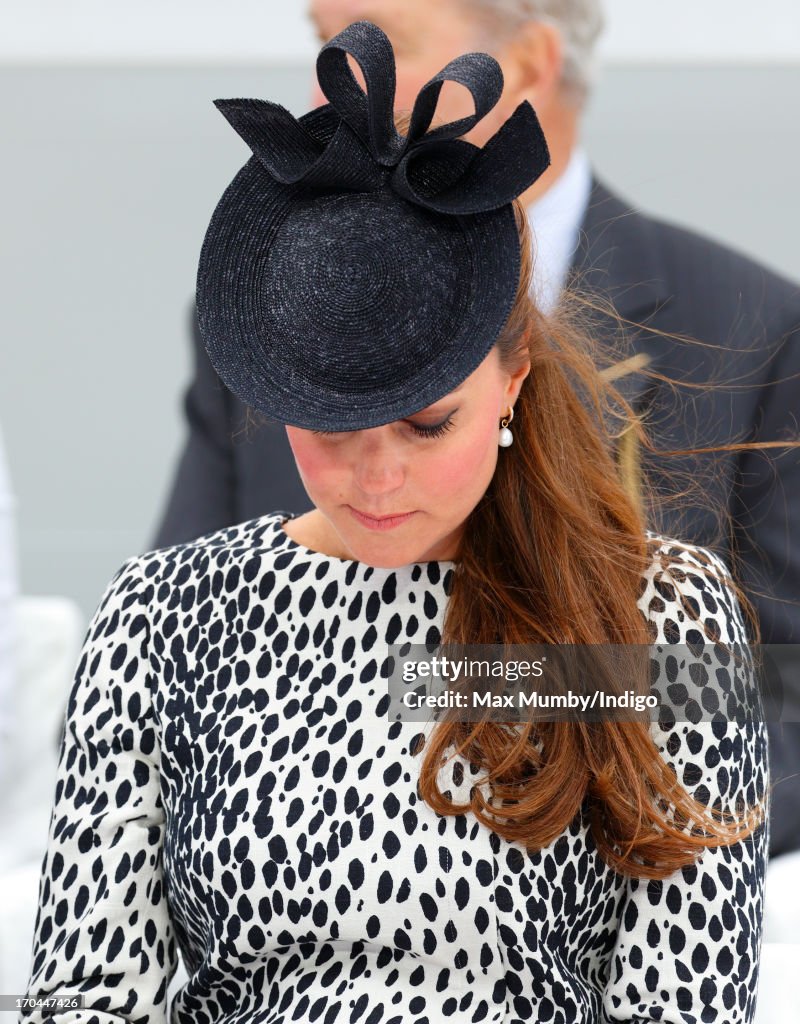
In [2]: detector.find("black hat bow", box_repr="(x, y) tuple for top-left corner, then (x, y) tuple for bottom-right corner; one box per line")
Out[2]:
(214, 20), (550, 215)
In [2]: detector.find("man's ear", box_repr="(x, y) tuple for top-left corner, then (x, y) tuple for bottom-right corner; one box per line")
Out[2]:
(497, 20), (564, 108)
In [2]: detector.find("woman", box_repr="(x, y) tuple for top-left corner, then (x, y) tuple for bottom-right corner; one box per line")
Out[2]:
(22, 22), (766, 1024)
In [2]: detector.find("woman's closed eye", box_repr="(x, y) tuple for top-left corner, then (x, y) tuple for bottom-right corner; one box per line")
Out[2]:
(311, 413), (457, 440)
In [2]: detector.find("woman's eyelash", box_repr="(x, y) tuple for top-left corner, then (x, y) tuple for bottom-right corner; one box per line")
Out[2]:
(410, 416), (455, 438)
(311, 415), (456, 439)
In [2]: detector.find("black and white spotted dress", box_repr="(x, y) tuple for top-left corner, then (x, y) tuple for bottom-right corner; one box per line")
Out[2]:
(22, 511), (768, 1024)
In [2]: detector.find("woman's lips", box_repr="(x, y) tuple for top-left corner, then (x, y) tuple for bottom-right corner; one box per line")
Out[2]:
(348, 506), (417, 531)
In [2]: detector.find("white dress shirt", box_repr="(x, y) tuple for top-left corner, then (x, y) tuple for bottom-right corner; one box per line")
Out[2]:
(527, 145), (593, 314)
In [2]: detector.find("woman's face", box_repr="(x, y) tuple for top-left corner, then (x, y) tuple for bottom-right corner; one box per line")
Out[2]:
(285, 347), (530, 566)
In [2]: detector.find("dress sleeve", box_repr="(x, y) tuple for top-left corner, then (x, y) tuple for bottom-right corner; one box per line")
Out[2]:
(20, 558), (178, 1024)
(602, 541), (769, 1024)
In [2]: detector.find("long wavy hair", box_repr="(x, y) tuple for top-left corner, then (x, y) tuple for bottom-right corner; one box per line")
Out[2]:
(414, 201), (766, 879)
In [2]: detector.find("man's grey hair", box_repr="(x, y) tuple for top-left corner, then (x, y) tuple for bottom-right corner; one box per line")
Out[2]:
(461, 0), (604, 107)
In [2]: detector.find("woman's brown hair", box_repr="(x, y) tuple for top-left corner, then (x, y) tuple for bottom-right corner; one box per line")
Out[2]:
(414, 201), (766, 879)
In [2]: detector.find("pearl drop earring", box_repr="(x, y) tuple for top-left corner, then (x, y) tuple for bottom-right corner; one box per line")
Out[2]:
(499, 406), (514, 448)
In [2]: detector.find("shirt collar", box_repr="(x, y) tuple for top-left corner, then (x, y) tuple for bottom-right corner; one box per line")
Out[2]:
(526, 146), (593, 314)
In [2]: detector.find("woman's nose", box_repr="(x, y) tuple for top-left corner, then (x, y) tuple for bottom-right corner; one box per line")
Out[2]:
(352, 433), (406, 493)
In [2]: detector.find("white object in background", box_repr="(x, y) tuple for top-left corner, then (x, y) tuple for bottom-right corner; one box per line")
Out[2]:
(2, 0), (800, 63)
(0, 859), (45, 994)
(754, 943), (800, 1024)
(751, 849), (800, 1022)
(0, 596), (84, 875)
(763, 849), (800, 945)
(0, 423), (18, 809)
(0, 0), (317, 63)
(0, 595), (84, 987)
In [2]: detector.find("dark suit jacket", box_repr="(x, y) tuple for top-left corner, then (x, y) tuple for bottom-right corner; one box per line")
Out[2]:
(153, 179), (800, 857)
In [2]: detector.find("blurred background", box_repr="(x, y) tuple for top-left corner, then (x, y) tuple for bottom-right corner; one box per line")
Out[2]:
(1, 0), (799, 618)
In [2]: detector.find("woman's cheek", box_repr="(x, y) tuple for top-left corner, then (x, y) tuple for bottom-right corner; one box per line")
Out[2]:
(285, 430), (339, 489)
(286, 423), (497, 500)
(428, 428), (497, 496)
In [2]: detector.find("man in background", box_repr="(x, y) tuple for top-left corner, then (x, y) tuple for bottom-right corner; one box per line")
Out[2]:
(152, 0), (800, 857)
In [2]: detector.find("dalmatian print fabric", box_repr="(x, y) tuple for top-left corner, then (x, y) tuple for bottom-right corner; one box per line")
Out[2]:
(22, 511), (767, 1023)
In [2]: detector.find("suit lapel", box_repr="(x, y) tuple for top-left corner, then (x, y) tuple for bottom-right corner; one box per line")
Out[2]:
(571, 179), (673, 319)
(567, 179), (674, 410)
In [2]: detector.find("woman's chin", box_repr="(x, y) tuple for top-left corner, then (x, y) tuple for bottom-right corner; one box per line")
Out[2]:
(339, 531), (428, 568)
(348, 535), (456, 568)
(331, 509), (457, 565)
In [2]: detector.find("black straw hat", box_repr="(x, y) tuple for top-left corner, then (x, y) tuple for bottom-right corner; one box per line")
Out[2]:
(196, 20), (550, 431)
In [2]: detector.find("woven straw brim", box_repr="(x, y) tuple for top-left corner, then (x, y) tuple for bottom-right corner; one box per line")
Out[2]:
(197, 156), (521, 431)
